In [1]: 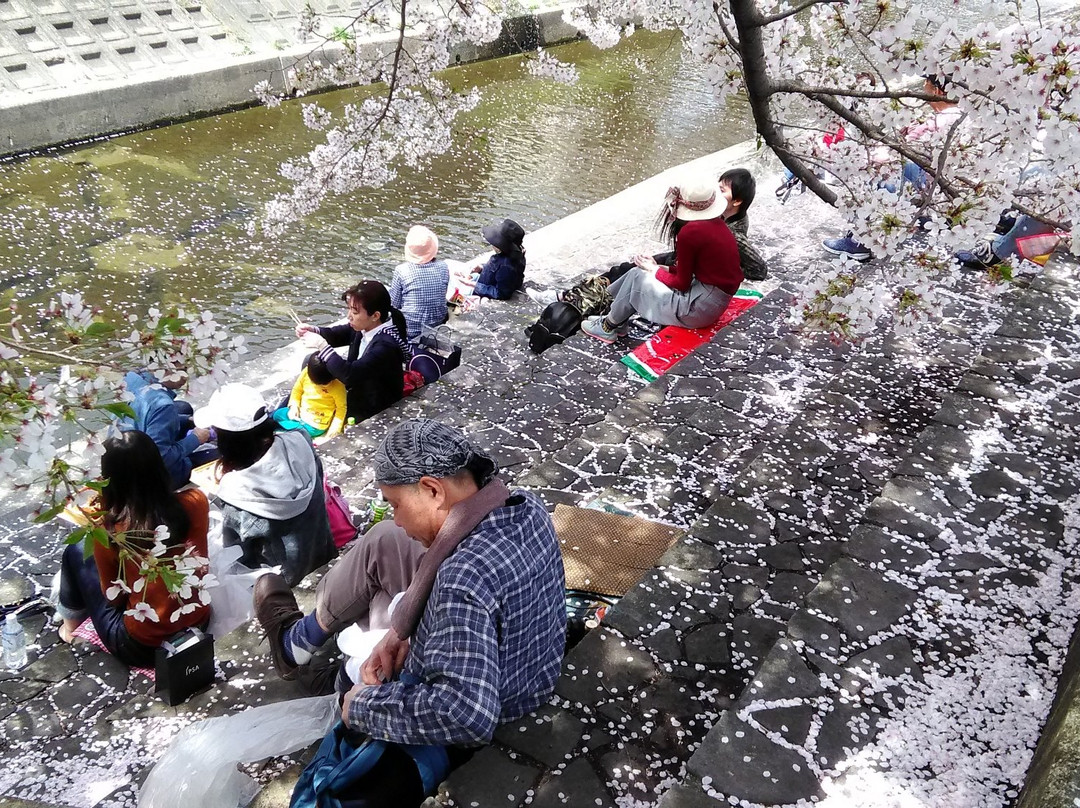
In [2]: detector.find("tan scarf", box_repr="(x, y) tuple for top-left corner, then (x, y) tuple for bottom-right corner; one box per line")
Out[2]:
(390, 477), (511, 639)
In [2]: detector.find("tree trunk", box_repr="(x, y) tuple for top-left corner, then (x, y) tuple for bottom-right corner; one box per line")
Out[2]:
(728, 0), (838, 205)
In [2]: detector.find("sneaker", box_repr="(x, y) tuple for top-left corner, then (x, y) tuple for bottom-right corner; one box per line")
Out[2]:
(253, 573), (302, 680)
(581, 316), (624, 344)
(955, 240), (1001, 269)
(526, 287), (559, 307)
(822, 234), (872, 261)
(775, 175), (801, 199)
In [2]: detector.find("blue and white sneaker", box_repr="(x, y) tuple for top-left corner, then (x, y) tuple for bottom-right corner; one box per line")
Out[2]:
(955, 240), (1001, 269)
(822, 234), (872, 261)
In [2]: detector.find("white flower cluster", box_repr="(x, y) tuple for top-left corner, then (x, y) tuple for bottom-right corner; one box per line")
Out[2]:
(103, 527), (218, 624)
(527, 49), (579, 84)
(0, 294), (244, 507)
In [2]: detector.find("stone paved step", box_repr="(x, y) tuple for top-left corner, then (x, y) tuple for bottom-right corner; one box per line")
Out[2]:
(667, 256), (1080, 806)
(441, 253), (1041, 806)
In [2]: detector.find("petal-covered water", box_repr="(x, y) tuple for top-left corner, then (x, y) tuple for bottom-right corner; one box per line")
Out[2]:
(0, 31), (752, 355)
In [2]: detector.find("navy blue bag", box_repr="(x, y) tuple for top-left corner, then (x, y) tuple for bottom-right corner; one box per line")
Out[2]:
(290, 674), (450, 808)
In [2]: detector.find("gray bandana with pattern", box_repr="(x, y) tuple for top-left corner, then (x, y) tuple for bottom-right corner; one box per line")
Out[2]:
(373, 419), (498, 487)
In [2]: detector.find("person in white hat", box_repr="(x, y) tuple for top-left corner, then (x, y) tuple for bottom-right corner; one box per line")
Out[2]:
(581, 176), (743, 343)
(193, 383), (336, 586)
(388, 225), (450, 341)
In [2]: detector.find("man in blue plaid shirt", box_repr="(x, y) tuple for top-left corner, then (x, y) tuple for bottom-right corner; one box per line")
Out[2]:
(255, 419), (565, 806)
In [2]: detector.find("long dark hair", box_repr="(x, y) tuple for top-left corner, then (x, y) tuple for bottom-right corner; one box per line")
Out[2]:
(654, 210), (689, 248)
(216, 418), (276, 475)
(343, 280), (408, 341)
(100, 430), (190, 546)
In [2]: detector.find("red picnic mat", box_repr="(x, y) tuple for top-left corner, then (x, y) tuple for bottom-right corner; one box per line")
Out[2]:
(621, 287), (765, 381)
(72, 618), (156, 680)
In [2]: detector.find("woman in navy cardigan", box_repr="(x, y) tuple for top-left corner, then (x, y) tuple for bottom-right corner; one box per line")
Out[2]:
(471, 218), (526, 300)
(295, 280), (411, 423)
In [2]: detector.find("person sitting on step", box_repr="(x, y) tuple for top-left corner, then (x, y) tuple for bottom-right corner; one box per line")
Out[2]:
(580, 175), (743, 343)
(271, 352), (348, 445)
(253, 419), (566, 808)
(293, 280), (412, 424)
(389, 225), (450, 340)
(470, 219), (527, 301)
(529, 167), (765, 314)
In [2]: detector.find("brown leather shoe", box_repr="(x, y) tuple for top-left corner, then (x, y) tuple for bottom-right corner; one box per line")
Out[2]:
(253, 573), (302, 680)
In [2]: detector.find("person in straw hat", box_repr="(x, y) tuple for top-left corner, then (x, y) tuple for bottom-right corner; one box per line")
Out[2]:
(581, 175), (743, 343)
(389, 225), (450, 341)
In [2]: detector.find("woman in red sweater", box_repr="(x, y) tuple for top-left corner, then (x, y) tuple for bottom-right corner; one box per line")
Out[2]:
(56, 430), (212, 667)
(581, 177), (743, 343)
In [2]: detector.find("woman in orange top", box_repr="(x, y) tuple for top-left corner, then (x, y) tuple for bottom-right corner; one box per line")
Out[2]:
(56, 430), (212, 667)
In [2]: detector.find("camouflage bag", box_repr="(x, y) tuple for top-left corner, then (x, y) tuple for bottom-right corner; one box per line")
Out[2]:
(561, 275), (611, 318)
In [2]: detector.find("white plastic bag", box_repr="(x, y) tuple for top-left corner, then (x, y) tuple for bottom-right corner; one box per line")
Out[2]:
(138, 694), (338, 808)
(204, 509), (277, 639)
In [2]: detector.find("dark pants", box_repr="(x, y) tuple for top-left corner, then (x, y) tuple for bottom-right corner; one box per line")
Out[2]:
(601, 251), (675, 284)
(57, 544), (156, 668)
(334, 744), (475, 808)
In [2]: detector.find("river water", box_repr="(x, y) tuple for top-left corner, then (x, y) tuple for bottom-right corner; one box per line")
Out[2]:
(0, 31), (752, 354)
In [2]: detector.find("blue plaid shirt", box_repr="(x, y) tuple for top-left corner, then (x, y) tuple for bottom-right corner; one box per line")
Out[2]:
(348, 491), (566, 747)
(389, 260), (450, 341)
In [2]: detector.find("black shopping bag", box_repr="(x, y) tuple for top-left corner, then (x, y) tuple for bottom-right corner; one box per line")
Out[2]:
(413, 325), (462, 381)
(155, 627), (214, 706)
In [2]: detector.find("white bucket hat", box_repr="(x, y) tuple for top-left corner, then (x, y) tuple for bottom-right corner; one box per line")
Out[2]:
(665, 177), (726, 222)
(193, 383), (269, 432)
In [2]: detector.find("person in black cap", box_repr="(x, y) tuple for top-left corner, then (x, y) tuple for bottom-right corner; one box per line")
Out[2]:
(470, 218), (526, 300)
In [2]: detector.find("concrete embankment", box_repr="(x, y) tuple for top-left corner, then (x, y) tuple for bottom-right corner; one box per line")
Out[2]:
(0, 1), (581, 157)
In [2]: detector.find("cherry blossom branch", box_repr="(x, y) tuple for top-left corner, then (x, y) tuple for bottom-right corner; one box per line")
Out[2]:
(773, 80), (947, 104)
(755, 0), (847, 27)
(728, 0), (837, 204)
(712, 1), (740, 51)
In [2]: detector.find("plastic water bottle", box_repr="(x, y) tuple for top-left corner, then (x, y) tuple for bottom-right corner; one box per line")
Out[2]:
(3, 612), (27, 671)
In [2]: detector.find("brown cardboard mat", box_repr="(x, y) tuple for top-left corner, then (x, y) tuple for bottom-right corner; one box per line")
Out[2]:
(555, 504), (681, 597)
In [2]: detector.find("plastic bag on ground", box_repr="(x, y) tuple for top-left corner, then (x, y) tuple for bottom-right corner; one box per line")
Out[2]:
(138, 693), (338, 808)
(204, 508), (277, 639)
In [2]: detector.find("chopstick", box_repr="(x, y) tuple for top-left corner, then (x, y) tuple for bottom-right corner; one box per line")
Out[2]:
(286, 307), (304, 327)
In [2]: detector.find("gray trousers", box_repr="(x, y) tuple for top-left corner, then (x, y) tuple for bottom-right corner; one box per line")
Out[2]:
(314, 520), (425, 633)
(608, 266), (732, 329)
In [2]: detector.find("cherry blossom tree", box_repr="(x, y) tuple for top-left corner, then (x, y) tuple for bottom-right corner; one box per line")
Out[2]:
(0, 294), (243, 619)
(263, 0), (1079, 340)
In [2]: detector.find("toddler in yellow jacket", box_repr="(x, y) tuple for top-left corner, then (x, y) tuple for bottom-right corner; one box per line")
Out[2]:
(272, 353), (348, 445)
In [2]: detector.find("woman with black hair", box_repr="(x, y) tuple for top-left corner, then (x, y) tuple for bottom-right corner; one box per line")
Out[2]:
(55, 430), (212, 667)
(581, 176), (743, 343)
(295, 280), (411, 423)
(194, 384), (336, 587)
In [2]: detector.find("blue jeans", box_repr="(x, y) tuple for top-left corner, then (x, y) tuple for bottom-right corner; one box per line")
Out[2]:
(880, 161), (930, 195)
(57, 544), (156, 667)
(992, 215), (1057, 260)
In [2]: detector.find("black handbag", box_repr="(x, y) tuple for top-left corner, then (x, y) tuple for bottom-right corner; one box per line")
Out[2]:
(413, 325), (462, 381)
(155, 627), (214, 705)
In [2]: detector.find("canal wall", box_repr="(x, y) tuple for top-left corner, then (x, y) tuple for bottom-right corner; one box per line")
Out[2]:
(0, 0), (583, 157)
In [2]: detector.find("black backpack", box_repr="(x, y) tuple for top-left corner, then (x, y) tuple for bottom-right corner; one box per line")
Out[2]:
(525, 301), (583, 354)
